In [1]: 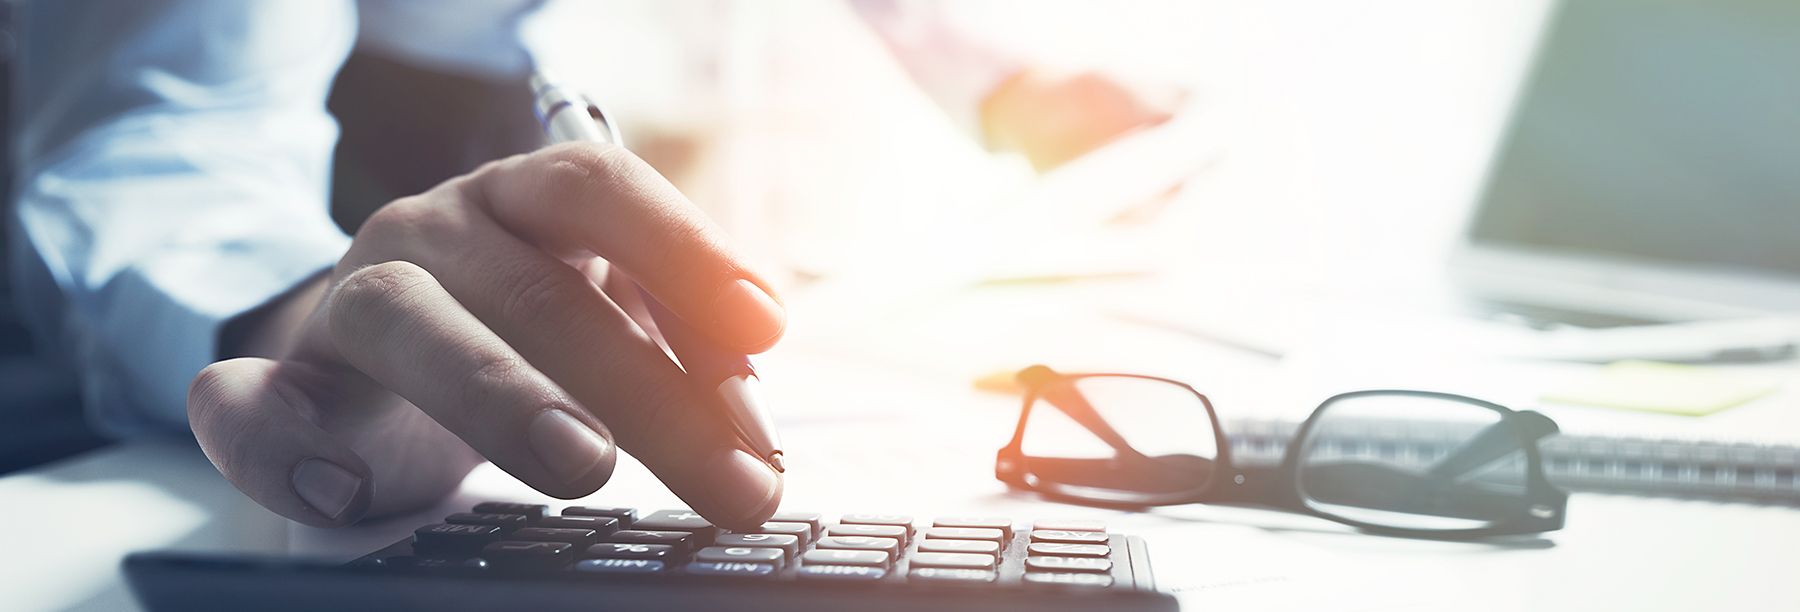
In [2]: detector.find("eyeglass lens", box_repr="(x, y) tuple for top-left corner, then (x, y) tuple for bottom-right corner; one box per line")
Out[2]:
(1019, 376), (1218, 497)
(1296, 393), (1532, 531)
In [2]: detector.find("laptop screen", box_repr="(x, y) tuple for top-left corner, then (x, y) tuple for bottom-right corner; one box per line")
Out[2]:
(1468, 0), (1800, 277)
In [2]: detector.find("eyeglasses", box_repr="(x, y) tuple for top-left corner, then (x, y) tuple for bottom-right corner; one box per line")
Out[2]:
(996, 365), (1569, 538)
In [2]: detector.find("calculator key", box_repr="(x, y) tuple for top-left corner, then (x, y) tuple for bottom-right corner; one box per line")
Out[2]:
(752, 522), (813, 547)
(714, 533), (800, 560)
(817, 536), (900, 554)
(697, 546), (786, 568)
(797, 565), (888, 581)
(635, 510), (718, 544)
(539, 515), (620, 535)
(932, 517), (1014, 539)
(1032, 519), (1104, 533)
(770, 511), (824, 536)
(1027, 543), (1110, 557)
(1030, 530), (1109, 544)
(685, 561), (777, 577)
(909, 567), (997, 583)
(815, 536), (900, 555)
(574, 558), (666, 574)
(509, 527), (600, 547)
(480, 541), (573, 569)
(802, 548), (890, 567)
(473, 502), (548, 521)
(445, 512), (529, 529)
(916, 539), (1000, 555)
(604, 530), (695, 556)
(1026, 556), (1113, 573)
(412, 523), (503, 553)
(1024, 572), (1114, 587)
(923, 527), (1005, 545)
(583, 543), (676, 561)
(840, 514), (915, 534)
(909, 552), (996, 570)
(562, 506), (638, 526)
(826, 524), (907, 543)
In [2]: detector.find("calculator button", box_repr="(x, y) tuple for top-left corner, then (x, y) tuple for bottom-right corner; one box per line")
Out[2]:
(473, 502), (548, 521)
(840, 514), (915, 534)
(574, 558), (666, 574)
(686, 561), (777, 577)
(714, 533), (800, 560)
(916, 539), (1000, 555)
(909, 552), (996, 570)
(583, 543), (676, 560)
(480, 541), (573, 569)
(604, 530), (695, 556)
(1030, 530), (1108, 544)
(509, 527), (600, 547)
(923, 527), (1005, 546)
(635, 510), (718, 544)
(1024, 572), (1113, 587)
(539, 515), (620, 535)
(562, 506), (637, 526)
(1032, 519), (1104, 533)
(932, 517), (1013, 539)
(801, 548), (890, 567)
(797, 565), (888, 581)
(815, 536), (900, 555)
(1027, 543), (1110, 557)
(697, 546), (787, 568)
(909, 567), (997, 583)
(770, 511), (824, 536)
(826, 524), (907, 543)
(445, 513), (528, 529)
(412, 523), (503, 553)
(752, 522), (813, 547)
(1026, 556), (1112, 573)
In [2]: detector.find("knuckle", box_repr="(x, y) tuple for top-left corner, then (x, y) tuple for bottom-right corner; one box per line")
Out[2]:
(494, 264), (589, 326)
(357, 195), (466, 248)
(532, 143), (633, 206)
(329, 261), (436, 340)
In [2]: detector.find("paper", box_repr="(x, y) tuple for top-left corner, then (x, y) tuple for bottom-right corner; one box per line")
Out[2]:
(1541, 360), (1779, 416)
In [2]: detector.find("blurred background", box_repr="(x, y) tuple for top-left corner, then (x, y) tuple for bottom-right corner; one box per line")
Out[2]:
(6, 0), (1800, 609)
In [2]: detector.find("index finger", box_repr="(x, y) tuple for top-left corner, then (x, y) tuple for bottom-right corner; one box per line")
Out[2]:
(474, 143), (785, 352)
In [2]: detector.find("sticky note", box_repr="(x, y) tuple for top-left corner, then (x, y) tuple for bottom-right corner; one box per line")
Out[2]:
(1541, 360), (1780, 416)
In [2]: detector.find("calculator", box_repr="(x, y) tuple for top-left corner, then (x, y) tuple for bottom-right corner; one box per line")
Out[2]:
(125, 501), (1176, 611)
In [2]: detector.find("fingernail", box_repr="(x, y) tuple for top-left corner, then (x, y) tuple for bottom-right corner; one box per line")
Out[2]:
(529, 410), (611, 485)
(704, 447), (782, 529)
(712, 278), (785, 350)
(292, 458), (363, 521)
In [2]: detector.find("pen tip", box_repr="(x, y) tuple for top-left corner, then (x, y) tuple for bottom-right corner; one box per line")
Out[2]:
(766, 451), (785, 474)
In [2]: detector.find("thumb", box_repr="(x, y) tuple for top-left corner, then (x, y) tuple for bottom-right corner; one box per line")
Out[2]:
(189, 357), (375, 527)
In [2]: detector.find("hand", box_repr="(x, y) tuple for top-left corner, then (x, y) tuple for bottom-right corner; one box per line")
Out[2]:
(980, 68), (1179, 171)
(187, 143), (787, 529)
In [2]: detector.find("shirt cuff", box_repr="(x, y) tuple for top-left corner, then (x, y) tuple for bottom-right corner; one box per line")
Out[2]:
(79, 225), (349, 437)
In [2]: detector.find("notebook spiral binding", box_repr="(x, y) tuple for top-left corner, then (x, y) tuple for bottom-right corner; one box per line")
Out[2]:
(1225, 417), (1800, 505)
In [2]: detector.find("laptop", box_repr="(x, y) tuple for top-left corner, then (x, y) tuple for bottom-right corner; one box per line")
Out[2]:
(1450, 0), (1800, 334)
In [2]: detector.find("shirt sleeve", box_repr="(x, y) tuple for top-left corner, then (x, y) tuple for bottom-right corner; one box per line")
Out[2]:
(847, 0), (1027, 134)
(10, 0), (358, 436)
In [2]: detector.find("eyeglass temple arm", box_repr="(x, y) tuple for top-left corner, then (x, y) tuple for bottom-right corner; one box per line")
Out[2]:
(1425, 411), (1560, 480)
(1021, 367), (1148, 459)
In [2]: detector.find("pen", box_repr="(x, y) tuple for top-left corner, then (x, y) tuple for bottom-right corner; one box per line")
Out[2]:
(528, 73), (785, 473)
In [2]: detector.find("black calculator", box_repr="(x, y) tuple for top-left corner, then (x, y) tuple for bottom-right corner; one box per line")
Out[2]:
(125, 501), (1176, 611)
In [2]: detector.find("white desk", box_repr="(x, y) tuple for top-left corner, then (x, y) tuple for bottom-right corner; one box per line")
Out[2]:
(8, 318), (1798, 611)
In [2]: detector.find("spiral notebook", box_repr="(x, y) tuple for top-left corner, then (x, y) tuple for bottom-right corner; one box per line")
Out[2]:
(1225, 417), (1800, 504)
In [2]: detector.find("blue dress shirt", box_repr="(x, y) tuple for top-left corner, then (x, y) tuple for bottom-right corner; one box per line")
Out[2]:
(9, 0), (539, 436)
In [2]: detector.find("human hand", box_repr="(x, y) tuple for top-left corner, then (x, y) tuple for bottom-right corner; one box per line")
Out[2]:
(188, 143), (786, 529)
(980, 68), (1179, 171)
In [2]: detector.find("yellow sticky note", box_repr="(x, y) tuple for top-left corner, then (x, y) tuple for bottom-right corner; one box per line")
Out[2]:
(1542, 360), (1780, 416)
